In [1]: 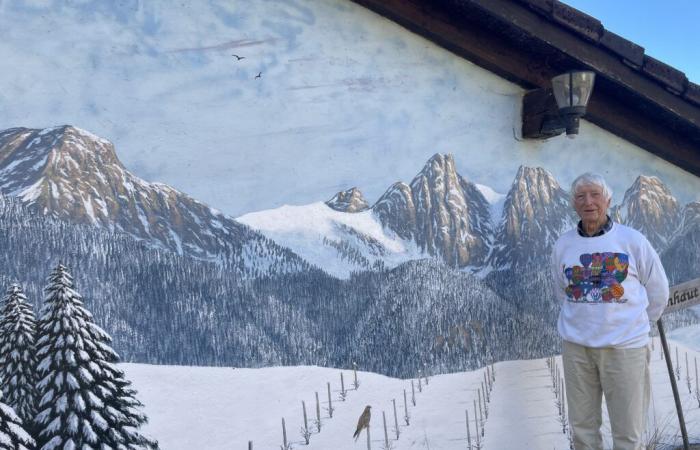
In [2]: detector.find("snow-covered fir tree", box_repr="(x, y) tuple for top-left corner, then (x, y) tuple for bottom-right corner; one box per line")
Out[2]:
(0, 389), (35, 450)
(33, 264), (158, 450)
(0, 283), (38, 427)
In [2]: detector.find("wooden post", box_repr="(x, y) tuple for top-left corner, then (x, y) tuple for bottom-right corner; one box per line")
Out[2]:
(561, 379), (567, 433)
(341, 372), (346, 399)
(403, 389), (409, 425)
(560, 377), (565, 418)
(696, 357), (699, 407)
(474, 400), (480, 447)
(658, 319), (690, 450)
(478, 390), (483, 436)
(418, 376), (423, 393)
(327, 382), (333, 418)
(302, 401), (309, 444)
(366, 422), (371, 450)
(315, 391), (321, 432)
(466, 409), (471, 450)
(411, 380), (416, 406)
(392, 398), (399, 438)
(353, 361), (359, 389)
(382, 411), (389, 448)
(282, 417), (288, 449)
(248, 441), (252, 450)
(687, 352), (692, 394)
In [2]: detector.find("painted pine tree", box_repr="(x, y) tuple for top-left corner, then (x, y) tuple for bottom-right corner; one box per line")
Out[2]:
(0, 283), (38, 427)
(33, 264), (158, 449)
(0, 389), (35, 450)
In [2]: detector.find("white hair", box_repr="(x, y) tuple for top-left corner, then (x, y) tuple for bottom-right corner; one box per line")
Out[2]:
(570, 172), (613, 204)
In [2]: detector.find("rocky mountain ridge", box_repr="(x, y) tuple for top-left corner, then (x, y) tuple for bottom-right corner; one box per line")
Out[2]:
(0, 126), (311, 277)
(1, 126), (694, 280)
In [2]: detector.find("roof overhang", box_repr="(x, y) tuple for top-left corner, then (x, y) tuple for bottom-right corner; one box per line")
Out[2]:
(351, 0), (700, 177)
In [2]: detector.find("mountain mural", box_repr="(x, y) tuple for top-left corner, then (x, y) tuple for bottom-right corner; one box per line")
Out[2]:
(326, 187), (370, 213)
(1, 124), (698, 376)
(612, 175), (682, 252)
(1, 126), (695, 284)
(0, 126), (311, 277)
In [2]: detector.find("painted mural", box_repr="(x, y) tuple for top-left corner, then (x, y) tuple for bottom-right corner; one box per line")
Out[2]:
(1, 0), (699, 448)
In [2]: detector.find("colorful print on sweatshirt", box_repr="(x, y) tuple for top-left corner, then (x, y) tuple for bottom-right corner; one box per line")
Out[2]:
(562, 252), (629, 304)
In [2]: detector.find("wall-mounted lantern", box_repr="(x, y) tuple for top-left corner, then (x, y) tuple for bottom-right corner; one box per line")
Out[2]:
(522, 71), (596, 139)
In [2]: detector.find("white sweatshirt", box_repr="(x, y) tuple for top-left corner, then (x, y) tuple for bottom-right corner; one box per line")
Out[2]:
(551, 222), (669, 348)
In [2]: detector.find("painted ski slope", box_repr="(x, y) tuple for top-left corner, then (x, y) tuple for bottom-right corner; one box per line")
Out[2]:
(122, 336), (700, 450)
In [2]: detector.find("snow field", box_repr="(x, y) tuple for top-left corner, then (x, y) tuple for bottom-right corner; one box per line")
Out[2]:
(121, 336), (700, 449)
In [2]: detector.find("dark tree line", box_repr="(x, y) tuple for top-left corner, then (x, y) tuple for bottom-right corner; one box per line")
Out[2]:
(1, 192), (697, 382)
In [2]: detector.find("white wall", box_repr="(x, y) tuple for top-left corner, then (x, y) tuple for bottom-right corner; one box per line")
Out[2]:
(0, 0), (697, 214)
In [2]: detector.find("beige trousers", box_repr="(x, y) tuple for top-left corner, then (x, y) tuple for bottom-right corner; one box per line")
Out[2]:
(562, 340), (650, 450)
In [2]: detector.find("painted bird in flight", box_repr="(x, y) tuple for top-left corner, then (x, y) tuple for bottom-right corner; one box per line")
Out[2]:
(255, 72), (262, 79)
(231, 54), (245, 60)
(353, 405), (371, 441)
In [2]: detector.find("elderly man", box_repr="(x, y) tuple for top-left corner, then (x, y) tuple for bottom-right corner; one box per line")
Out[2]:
(551, 172), (669, 450)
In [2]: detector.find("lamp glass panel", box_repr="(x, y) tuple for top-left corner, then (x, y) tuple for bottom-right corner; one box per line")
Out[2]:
(551, 71), (595, 108)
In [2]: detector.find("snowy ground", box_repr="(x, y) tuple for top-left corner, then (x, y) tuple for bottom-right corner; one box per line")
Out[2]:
(122, 335), (700, 450)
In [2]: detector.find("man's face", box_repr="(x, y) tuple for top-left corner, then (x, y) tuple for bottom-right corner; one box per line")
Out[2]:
(573, 183), (610, 225)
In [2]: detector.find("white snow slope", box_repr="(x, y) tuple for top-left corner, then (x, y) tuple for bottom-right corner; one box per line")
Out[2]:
(123, 335), (700, 450)
(237, 202), (424, 278)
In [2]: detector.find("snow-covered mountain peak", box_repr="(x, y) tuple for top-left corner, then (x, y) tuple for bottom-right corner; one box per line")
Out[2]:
(489, 165), (574, 271)
(0, 125), (311, 276)
(237, 201), (423, 278)
(614, 174), (680, 251)
(325, 187), (369, 213)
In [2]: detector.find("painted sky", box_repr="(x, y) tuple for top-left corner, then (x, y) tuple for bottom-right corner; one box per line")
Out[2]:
(1, 0), (698, 217)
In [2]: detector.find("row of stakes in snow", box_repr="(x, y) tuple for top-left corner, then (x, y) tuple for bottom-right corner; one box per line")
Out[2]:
(546, 356), (574, 450)
(465, 364), (496, 450)
(658, 339), (700, 406)
(273, 363), (441, 450)
(246, 362), (499, 449)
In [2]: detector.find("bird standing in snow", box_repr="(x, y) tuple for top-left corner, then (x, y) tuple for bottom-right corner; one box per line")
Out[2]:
(353, 405), (371, 441)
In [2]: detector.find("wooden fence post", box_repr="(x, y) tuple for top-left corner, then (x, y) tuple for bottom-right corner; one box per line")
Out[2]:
(382, 411), (389, 448)
(315, 391), (321, 432)
(366, 423), (371, 450)
(403, 389), (410, 425)
(392, 398), (399, 438)
(466, 409), (471, 450)
(302, 401), (310, 444)
(281, 417), (288, 449)
(327, 382), (334, 418)
(411, 380), (416, 406)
